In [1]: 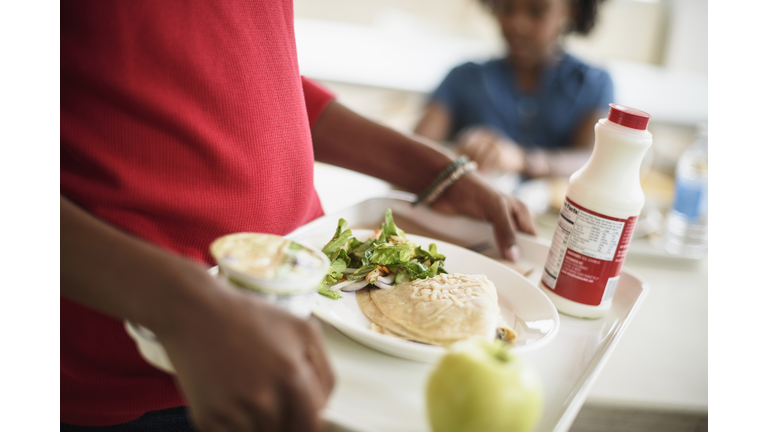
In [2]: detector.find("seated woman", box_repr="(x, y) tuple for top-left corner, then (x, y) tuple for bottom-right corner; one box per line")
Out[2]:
(415, 0), (613, 179)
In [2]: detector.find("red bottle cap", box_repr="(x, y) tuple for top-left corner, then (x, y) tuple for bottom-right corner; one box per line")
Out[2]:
(607, 103), (651, 130)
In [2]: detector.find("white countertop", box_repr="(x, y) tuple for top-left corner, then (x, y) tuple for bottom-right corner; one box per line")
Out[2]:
(313, 162), (708, 413)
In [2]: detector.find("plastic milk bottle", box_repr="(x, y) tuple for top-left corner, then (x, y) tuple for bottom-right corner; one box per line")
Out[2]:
(540, 104), (652, 319)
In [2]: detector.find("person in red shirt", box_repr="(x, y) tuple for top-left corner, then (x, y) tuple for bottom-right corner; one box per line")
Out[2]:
(60, 1), (537, 431)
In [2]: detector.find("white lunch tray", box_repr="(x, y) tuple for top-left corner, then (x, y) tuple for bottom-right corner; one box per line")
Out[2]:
(285, 193), (649, 432)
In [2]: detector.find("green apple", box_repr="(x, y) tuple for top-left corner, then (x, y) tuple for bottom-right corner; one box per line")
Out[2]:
(426, 339), (543, 432)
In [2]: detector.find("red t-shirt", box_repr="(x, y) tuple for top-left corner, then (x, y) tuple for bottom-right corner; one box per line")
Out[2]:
(60, 1), (334, 426)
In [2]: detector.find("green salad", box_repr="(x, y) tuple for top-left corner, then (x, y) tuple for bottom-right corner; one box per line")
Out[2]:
(317, 209), (447, 300)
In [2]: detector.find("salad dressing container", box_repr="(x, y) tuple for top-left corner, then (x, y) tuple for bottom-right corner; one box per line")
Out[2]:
(210, 233), (330, 318)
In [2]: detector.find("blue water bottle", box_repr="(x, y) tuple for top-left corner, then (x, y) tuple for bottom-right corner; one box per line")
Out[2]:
(663, 123), (708, 258)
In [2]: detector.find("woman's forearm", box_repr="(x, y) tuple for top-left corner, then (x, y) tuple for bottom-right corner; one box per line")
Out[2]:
(312, 101), (455, 194)
(528, 111), (601, 178)
(413, 102), (453, 143)
(526, 148), (592, 178)
(60, 196), (220, 334)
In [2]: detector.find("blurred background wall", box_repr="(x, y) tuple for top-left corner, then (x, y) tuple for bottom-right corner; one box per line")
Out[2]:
(294, 0), (708, 175)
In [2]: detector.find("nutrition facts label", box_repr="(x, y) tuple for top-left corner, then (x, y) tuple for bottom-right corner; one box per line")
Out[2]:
(569, 211), (625, 261)
(541, 198), (636, 306)
(542, 200), (580, 288)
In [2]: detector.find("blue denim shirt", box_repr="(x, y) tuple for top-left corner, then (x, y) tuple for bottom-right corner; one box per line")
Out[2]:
(432, 54), (614, 150)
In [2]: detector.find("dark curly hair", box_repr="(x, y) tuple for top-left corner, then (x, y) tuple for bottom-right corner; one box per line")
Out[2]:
(479, 0), (605, 36)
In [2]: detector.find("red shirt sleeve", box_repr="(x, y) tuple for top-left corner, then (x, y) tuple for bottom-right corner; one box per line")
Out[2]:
(302, 76), (335, 127)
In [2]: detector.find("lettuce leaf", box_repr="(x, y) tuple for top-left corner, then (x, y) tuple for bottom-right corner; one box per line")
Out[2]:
(395, 268), (412, 284)
(403, 259), (433, 279)
(415, 243), (446, 262)
(429, 260), (441, 275)
(347, 265), (375, 281)
(331, 249), (351, 269)
(378, 208), (406, 242)
(322, 218), (352, 256)
(368, 243), (413, 265)
(348, 237), (363, 251)
(348, 238), (374, 261)
(318, 287), (342, 300)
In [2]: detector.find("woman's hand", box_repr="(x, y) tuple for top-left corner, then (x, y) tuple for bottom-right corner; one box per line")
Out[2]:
(456, 127), (526, 174)
(430, 171), (538, 262)
(156, 283), (335, 432)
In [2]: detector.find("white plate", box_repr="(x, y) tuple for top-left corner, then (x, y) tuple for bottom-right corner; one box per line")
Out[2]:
(298, 229), (560, 363)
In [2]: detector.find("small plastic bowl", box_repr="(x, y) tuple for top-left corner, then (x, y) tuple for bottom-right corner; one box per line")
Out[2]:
(211, 233), (330, 318)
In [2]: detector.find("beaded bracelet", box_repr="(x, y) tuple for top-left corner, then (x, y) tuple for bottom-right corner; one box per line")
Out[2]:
(412, 156), (478, 206)
(413, 156), (469, 206)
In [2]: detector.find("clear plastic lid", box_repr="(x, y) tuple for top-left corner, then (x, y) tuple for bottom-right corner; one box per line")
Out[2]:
(210, 233), (328, 283)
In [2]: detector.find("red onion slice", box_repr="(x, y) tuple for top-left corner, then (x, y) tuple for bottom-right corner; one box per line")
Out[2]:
(331, 279), (359, 291)
(339, 279), (370, 292)
(374, 280), (393, 289)
(378, 273), (396, 285)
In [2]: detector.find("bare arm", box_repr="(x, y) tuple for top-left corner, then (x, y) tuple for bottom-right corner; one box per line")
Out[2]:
(413, 102), (453, 143)
(454, 111), (602, 178)
(312, 101), (537, 261)
(61, 196), (333, 432)
(524, 111), (600, 178)
(314, 101), (454, 193)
